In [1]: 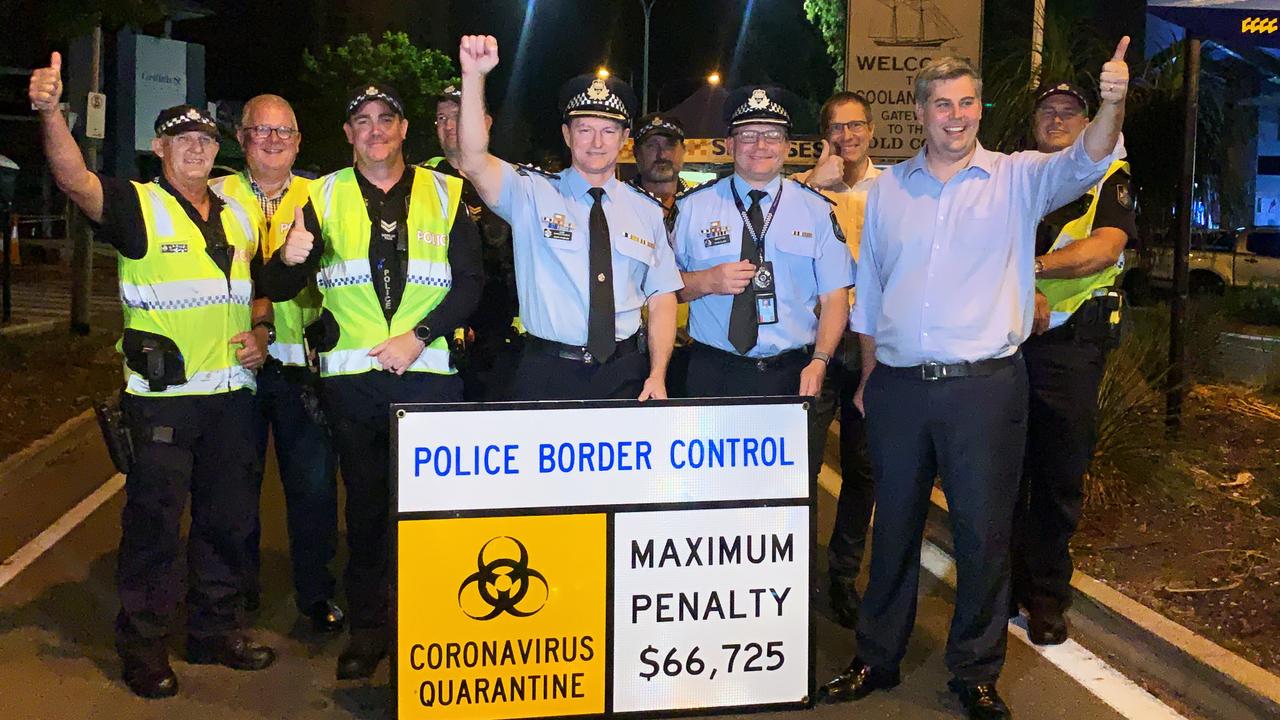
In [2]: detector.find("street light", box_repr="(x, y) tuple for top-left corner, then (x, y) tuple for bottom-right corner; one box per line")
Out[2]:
(707, 71), (721, 86)
(639, 0), (657, 114)
(596, 67), (610, 79)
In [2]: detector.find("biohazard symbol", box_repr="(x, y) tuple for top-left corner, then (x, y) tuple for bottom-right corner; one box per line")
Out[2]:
(457, 536), (549, 620)
(1242, 17), (1279, 34)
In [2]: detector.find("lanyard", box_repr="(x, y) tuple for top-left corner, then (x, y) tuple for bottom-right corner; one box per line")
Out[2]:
(729, 180), (783, 264)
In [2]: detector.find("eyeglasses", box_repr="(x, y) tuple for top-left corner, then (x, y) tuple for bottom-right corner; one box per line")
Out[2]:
(245, 125), (299, 140)
(170, 134), (219, 149)
(434, 114), (459, 127)
(733, 129), (787, 145)
(827, 120), (870, 135)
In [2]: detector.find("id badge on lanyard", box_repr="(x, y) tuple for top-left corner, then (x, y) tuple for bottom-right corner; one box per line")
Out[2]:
(731, 182), (783, 325)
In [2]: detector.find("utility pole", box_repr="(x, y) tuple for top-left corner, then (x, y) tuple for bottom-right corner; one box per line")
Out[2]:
(639, 0), (657, 115)
(69, 26), (102, 336)
(1167, 35), (1201, 435)
(1030, 0), (1046, 86)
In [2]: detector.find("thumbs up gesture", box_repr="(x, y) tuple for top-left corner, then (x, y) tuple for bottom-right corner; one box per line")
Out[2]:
(1098, 36), (1130, 106)
(806, 139), (846, 190)
(281, 206), (314, 267)
(29, 52), (63, 114)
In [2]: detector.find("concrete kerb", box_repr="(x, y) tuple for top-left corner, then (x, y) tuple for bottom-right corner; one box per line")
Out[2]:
(923, 485), (1280, 719)
(0, 319), (59, 337)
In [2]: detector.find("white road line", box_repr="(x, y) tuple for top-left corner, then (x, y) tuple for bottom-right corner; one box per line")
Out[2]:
(0, 473), (124, 590)
(816, 467), (1188, 720)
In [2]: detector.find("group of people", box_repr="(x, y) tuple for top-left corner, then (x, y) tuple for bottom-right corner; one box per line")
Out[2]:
(27, 28), (1136, 720)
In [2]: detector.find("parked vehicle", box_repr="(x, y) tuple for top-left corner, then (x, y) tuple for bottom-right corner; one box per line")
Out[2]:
(1133, 227), (1280, 295)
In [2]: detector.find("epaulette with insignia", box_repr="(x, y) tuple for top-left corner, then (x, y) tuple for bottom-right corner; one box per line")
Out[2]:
(622, 181), (665, 207)
(788, 177), (837, 205)
(674, 175), (722, 201)
(514, 162), (559, 179)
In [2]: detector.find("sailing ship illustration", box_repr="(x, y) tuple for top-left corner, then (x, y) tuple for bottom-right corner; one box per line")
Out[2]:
(870, 0), (961, 48)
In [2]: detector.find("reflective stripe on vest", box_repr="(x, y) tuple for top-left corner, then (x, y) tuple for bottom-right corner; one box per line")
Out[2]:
(309, 166), (462, 378)
(119, 181), (259, 396)
(1037, 160), (1130, 317)
(209, 173), (321, 367)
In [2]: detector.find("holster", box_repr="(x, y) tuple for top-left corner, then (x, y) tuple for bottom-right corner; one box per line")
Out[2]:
(121, 329), (187, 392)
(1074, 290), (1125, 349)
(94, 391), (134, 474)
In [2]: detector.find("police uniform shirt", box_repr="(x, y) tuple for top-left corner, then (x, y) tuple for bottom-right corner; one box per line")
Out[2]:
(673, 174), (856, 358)
(260, 167), (484, 345)
(489, 161), (683, 346)
(1036, 168), (1137, 329)
(93, 173), (263, 288)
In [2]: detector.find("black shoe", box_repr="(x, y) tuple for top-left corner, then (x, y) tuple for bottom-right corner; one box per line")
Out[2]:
(1027, 597), (1068, 645)
(336, 631), (387, 680)
(122, 656), (179, 699)
(828, 576), (860, 629)
(305, 599), (346, 634)
(948, 679), (1012, 720)
(817, 658), (900, 703)
(186, 634), (276, 671)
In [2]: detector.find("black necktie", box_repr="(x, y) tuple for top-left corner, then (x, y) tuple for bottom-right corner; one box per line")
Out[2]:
(586, 187), (615, 362)
(728, 189), (767, 354)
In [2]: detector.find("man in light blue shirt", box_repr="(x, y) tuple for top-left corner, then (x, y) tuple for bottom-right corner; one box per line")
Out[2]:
(821, 39), (1132, 720)
(454, 35), (681, 401)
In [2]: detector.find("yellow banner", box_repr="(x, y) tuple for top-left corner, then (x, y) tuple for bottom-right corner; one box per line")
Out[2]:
(619, 137), (824, 166)
(397, 514), (607, 719)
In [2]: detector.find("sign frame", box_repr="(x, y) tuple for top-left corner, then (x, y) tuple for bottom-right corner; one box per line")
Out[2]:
(390, 397), (817, 720)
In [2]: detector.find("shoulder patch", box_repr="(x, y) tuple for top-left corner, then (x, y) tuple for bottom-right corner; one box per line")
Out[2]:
(829, 211), (846, 244)
(674, 175), (722, 201)
(789, 178), (837, 205)
(515, 162), (559, 180)
(622, 181), (664, 207)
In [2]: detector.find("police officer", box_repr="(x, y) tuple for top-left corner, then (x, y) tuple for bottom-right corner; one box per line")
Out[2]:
(265, 83), (483, 679)
(455, 35), (681, 401)
(791, 91), (881, 629)
(1013, 81), (1137, 645)
(631, 112), (693, 394)
(31, 53), (275, 698)
(672, 86), (854, 467)
(629, 112), (690, 230)
(209, 94), (343, 633)
(425, 85), (518, 400)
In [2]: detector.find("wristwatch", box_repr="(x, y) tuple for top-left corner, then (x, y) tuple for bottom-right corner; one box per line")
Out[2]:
(1034, 258), (1046, 277)
(413, 322), (433, 344)
(812, 350), (832, 365)
(253, 321), (276, 345)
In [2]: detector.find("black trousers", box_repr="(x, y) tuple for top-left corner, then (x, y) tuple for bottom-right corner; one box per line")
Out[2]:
(115, 390), (259, 660)
(247, 362), (339, 610)
(321, 371), (463, 631)
(1012, 327), (1108, 611)
(510, 343), (649, 401)
(856, 357), (1028, 684)
(684, 343), (830, 481)
(827, 344), (875, 582)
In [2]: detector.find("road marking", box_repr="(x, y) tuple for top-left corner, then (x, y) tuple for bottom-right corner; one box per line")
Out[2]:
(0, 473), (124, 590)
(816, 467), (1188, 720)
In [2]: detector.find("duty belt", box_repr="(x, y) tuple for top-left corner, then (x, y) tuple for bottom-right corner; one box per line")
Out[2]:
(879, 351), (1020, 381)
(525, 333), (643, 365)
(693, 342), (813, 372)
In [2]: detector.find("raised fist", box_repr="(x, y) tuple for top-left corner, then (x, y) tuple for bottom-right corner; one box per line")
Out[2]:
(459, 35), (499, 77)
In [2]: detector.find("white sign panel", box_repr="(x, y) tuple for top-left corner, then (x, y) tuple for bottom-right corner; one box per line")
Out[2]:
(134, 35), (188, 151)
(85, 92), (106, 140)
(395, 402), (809, 513)
(844, 0), (984, 163)
(611, 507), (810, 712)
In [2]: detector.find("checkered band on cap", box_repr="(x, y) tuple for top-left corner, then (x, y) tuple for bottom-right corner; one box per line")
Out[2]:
(729, 88), (790, 127)
(565, 78), (630, 121)
(156, 107), (217, 135)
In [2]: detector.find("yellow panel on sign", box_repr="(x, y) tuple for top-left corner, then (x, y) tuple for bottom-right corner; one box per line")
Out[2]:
(397, 514), (607, 719)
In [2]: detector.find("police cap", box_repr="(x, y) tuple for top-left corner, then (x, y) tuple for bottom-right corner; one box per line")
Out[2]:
(724, 85), (795, 130)
(633, 112), (686, 146)
(1034, 81), (1091, 116)
(559, 74), (638, 124)
(347, 83), (405, 119)
(154, 104), (219, 138)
